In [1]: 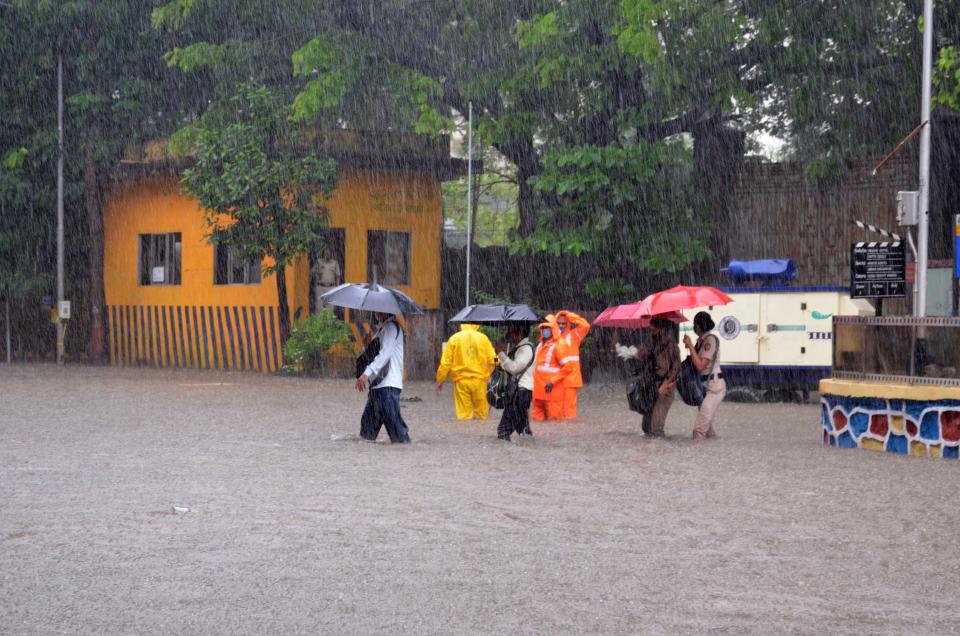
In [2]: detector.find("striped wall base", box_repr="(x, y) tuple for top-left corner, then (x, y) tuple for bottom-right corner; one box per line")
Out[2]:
(108, 305), (282, 373)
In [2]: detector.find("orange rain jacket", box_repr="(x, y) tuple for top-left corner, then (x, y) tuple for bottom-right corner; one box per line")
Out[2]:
(533, 315), (574, 402)
(556, 310), (590, 388)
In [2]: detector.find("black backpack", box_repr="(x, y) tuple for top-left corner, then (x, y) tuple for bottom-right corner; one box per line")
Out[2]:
(626, 355), (658, 415)
(677, 335), (718, 407)
(487, 342), (534, 409)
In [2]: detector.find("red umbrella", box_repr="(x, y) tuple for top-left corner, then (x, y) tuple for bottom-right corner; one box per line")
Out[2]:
(593, 305), (687, 329)
(633, 285), (733, 316)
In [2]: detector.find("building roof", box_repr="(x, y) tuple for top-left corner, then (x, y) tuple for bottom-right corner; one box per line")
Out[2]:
(112, 129), (478, 182)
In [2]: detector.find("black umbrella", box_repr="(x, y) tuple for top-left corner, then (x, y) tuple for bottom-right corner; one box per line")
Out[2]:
(320, 282), (424, 315)
(448, 304), (541, 325)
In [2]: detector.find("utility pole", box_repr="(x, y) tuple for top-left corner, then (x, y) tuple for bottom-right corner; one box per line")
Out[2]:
(4, 297), (9, 365)
(916, 0), (933, 317)
(464, 101), (473, 308)
(57, 54), (65, 363)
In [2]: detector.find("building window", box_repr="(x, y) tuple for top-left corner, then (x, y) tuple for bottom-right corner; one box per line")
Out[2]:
(311, 228), (345, 314)
(214, 244), (262, 285)
(139, 232), (181, 285)
(367, 230), (410, 285)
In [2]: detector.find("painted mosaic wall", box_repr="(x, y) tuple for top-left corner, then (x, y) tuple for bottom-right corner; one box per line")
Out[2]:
(821, 395), (960, 459)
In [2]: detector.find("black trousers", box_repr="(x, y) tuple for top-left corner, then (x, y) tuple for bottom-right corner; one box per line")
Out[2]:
(360, 387), (410, 443)
(497, 388), (532, 439)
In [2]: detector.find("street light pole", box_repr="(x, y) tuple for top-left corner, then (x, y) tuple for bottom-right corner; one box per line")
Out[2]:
(916, 0), (933, 317)
(57, 54), (65, 363)
(465, 101), (473, 308)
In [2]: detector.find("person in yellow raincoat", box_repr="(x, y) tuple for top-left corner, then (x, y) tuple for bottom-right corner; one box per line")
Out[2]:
(531, 315), (574, 421)
(555, 310), (590, 419)
(436, 324), (497, 419)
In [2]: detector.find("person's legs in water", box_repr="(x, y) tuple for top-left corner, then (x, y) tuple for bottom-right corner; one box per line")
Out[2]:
(468, 378), (489, 420)
(375, 387), (411, 443)
(692, 380), (724, 441)
(531, 399), (547, 421)
(359, 391), (382, 441)
(544, 399), (564, 420)
(451, 381), (475, 419)
(561, 386), (578, 419)
(641, 411), (652, 435)
(498, 388), (532, 439)
(648, 392), (673, 437)
(513, 389), (533, 436)
(496, 400), (516, 440)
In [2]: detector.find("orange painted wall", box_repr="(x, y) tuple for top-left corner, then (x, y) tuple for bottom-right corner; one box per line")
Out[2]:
(101, 167), (442, 371)
(104, 169), (442, 312)
(103, 176), (303, 310)
(324, 168), (442, 309)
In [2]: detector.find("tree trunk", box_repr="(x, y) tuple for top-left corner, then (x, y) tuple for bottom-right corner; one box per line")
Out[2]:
(692, 114), (745, 281)
(494, 132), (540, 237)
(83, 141), (106, 364)
(275, 264), (291, 350)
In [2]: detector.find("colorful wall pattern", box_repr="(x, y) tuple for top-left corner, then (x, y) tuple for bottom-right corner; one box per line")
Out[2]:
(821, 392), (960, 459)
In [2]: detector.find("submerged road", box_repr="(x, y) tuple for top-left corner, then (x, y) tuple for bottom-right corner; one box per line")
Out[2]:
(1, 365), (956, 635)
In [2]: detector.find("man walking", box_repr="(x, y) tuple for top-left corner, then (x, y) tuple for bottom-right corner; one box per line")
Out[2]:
(555, 310), (590, 419)
(436, 323), (497, 420)
(356, 312), (410, 443)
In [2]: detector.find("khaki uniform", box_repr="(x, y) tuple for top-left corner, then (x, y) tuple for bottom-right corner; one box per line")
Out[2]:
(692, 334), (725, 440)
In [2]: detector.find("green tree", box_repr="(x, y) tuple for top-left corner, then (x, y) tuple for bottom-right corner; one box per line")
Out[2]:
(152, 0), (960, 290)
(442, 146), (520, 248)
(180, 83), (337, 346)
(0, 148), (50, 355)
(1, 0), (197, 361)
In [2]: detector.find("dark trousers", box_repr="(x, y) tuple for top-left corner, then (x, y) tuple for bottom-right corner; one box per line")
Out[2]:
(360, 387), (410, 443)
(497, 388), (532, 439)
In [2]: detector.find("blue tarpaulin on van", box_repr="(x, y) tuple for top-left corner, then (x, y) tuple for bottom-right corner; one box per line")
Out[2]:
(722, 259), (797, 282)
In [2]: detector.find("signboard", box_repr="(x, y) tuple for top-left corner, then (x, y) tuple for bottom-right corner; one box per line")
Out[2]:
(850, 242), (906, 298)
(58, 300), (71, 320)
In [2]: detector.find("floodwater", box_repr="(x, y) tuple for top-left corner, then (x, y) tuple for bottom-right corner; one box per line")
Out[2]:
(0, 365), (956, 635)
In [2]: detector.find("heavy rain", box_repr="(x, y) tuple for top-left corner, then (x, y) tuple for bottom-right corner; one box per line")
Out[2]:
(1, 1), (959, 634)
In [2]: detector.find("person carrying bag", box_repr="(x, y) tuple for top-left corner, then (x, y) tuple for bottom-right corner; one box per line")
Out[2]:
(494, 324), (536, 441)
(682, 311), (726, 441)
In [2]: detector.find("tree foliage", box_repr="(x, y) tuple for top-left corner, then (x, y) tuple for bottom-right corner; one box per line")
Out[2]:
(181, 83), (337, 345)
(4, 0), (960, 354)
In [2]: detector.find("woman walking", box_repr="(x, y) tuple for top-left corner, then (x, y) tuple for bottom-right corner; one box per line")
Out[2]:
(682, 311), (725, 441)
(636, 318), (681, 437)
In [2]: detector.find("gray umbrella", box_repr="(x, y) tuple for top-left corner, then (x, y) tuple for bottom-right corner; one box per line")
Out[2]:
(320, 282), (424, 315)
(448, 304), (541, 325)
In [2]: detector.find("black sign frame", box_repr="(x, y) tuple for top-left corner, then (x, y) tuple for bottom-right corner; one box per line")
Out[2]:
(850, 242), (906, 299)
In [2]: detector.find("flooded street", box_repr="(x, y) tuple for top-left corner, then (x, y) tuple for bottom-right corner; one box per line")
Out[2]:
(1, 365), (956, 635)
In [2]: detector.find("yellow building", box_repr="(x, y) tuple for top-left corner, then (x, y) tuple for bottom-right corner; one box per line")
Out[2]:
(103, 131), (466, 374)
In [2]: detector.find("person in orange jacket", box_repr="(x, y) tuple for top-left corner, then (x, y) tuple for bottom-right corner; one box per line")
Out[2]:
(556, 310), (590, 419)
(531, 315), (574, 421)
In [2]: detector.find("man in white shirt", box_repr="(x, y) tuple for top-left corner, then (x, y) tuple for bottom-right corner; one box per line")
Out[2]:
(355, 313), (410, 443)
(312, 256), (342, 312)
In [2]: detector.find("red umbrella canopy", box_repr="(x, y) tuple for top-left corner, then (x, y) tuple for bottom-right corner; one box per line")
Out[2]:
(593, 305), (687, 329)
(634, 285), (733, 316)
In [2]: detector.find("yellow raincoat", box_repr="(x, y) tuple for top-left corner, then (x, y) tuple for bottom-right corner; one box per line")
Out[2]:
(436, 324), (497, 419)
